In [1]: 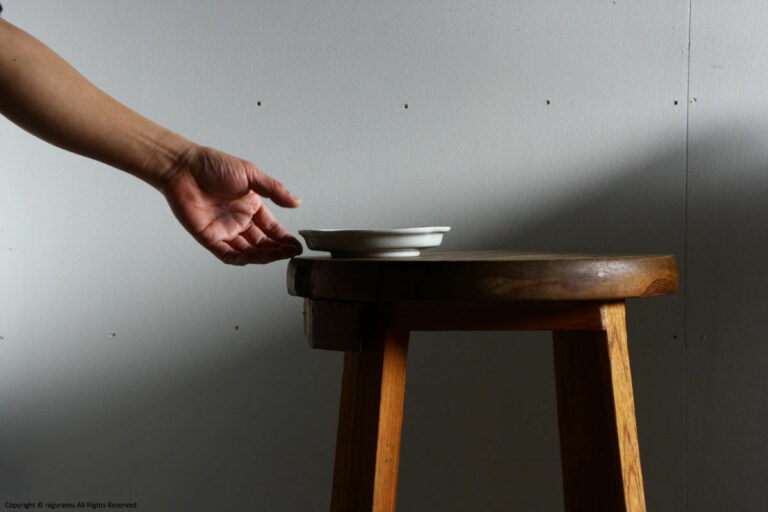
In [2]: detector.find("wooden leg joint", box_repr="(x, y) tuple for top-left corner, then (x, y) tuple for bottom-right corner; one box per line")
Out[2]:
(310, 298), (647, 511)
(331, 329), (409, 512)
(304, 298), (608, 351)
(553, 301), (646, 512)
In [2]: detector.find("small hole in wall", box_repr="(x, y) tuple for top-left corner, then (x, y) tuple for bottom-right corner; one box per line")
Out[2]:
(674, 100), (679, 105)
(257, 101), (262, 106)
(403, 104), (409, 109)
(235, 325), (240, 331)
(672, 335), (678, 340)
(546, 99), (551, 105)
(109, 332), (117, 338)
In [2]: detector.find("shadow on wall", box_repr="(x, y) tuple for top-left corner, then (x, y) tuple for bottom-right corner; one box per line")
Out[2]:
(684, 122), (768, 511)
(3, 122), (767, 511)
(400, 132), (687, 511)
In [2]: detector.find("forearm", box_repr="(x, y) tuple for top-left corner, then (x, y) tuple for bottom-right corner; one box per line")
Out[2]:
(0, 18), (191, 188)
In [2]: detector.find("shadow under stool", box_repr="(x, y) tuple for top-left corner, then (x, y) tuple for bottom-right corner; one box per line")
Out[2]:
(287, 251), (679, 512)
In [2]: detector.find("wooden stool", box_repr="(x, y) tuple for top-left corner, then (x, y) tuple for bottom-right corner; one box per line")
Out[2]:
(287, 251), (678, 512)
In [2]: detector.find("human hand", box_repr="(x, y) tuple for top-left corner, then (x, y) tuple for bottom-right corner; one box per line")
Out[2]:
(159, 145), (303, 265)
(0, 18), (301, 265)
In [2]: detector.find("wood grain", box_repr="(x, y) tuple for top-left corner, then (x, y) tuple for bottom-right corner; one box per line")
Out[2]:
(330, 329), (409, 512)
(292, 252), (667, 509)
(304, 298), (607, 351)
(379, 300), (605, 332)
(553, 301), (646, 512)
(288, 251), (678, 302)
(305, 299), (366, 351)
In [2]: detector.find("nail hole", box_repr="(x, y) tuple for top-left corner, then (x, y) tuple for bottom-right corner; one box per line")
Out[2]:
(235, 325), (240, 331)
(546, 99), (551, 105)
(672, 335), (678, 340)
(109, 332), (117, 338)
(674, 100), (678, 105)
(403, 104), (409, 109)
(257, 101), (262, 106)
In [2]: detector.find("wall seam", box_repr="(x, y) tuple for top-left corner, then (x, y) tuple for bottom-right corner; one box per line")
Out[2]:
(683, 0), (693, 511)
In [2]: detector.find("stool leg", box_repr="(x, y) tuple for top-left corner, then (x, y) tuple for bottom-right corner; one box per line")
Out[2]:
(552, 301), (646, 512)
(330, 329), (409, 512)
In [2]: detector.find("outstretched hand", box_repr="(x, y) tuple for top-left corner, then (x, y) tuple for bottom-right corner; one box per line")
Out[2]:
(159, 145), (303, 265)
(0, 18), (302, 265)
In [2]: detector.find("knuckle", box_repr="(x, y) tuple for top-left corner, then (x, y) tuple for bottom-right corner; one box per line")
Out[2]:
(263, 220), (281, 234)
(248, 167), (271, 190)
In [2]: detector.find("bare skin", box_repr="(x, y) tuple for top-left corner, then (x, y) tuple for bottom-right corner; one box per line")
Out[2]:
(0, 17), (302, 265)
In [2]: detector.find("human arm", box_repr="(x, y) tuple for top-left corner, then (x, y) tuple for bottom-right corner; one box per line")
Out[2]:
(0, 17), (302, 264)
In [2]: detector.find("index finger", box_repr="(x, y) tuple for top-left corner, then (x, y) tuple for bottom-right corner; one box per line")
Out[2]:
(252, 204), (303, 252)
(245, 162), (301, 208)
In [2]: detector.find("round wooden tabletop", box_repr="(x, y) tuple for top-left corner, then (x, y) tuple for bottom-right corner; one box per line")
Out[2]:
(287, 251), (679, 302)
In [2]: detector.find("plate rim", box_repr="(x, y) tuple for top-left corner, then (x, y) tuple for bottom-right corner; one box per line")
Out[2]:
(299, 226), (451, 236)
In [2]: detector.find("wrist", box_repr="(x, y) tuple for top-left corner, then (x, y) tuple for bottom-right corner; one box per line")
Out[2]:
(136, 129), (196, 191)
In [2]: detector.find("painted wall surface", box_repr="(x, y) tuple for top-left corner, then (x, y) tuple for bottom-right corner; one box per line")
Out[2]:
(686, 1), (768, 510)
(0, 1), (761, 510)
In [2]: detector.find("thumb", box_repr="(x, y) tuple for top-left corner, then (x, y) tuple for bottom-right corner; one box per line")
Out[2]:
(244, 162), (301, 208)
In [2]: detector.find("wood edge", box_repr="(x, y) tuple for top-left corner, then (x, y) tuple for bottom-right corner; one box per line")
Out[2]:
(286, 258), (300, 296)
(287, 254), (680, 302)
(304, 300), (608, 350)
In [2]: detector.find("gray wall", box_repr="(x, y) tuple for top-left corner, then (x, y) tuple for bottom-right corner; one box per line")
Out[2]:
(0, 1), (764, 510)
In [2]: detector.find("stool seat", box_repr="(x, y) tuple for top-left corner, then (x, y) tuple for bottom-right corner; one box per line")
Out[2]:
(287, 251), (679, 512)
(288, 250), (678, 302)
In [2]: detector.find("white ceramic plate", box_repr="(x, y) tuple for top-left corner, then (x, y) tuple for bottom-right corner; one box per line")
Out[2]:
(299, 226), (451, 258)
